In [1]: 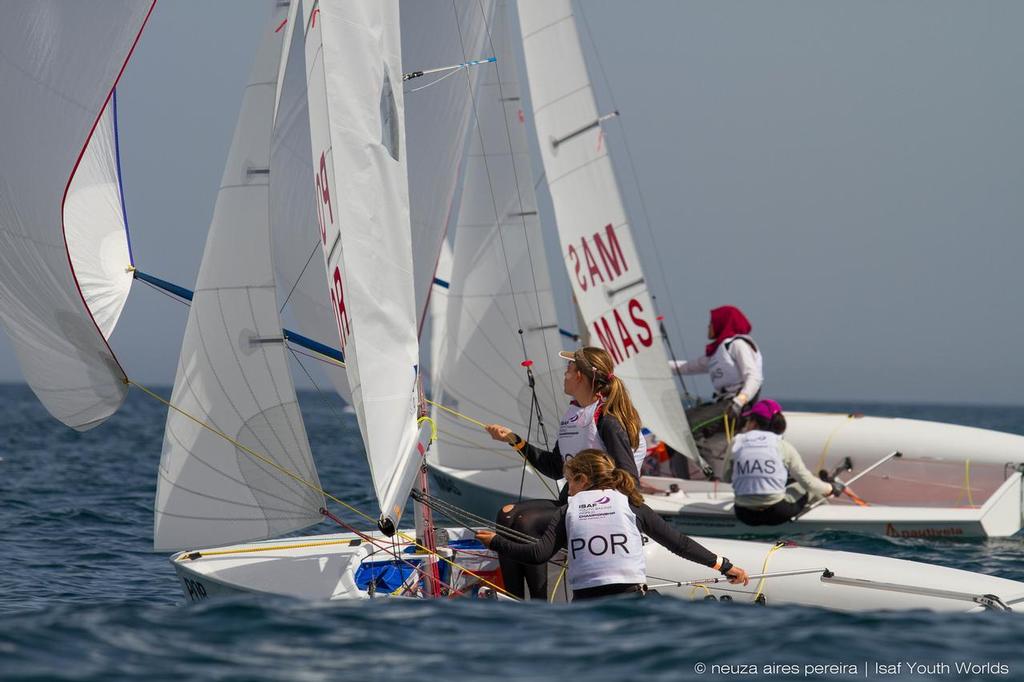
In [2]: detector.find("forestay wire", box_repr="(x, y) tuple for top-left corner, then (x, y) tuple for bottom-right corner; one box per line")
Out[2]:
(125, 377), (517, 600)
(451, 0), (559, 457)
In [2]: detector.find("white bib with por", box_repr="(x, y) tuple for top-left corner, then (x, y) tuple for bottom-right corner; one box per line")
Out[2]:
(565, 489), (646, 590)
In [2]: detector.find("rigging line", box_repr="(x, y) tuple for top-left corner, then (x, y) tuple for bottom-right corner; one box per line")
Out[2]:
(287, 346), (345, 423)
(574, 1), (694, 369)
(452, 0), (557, 412)
(425, 395), (552, 487)
(319, 507), (464, 599)
(278, 241), (320, 314)
(137, 277), (189, 306)
(287, 344), (345, 369)
(413, 492), (569, 574)
(127, 377), (516, 600)
(476, 0), (563, 411)
(413, 490), (537, 544)
(405, 66), (462, 94)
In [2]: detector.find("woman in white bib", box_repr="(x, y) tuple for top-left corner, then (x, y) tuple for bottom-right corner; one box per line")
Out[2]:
(727, 399), (837, 526)
(484, 347), (646, 599)
(669, 305), (763, 478)
(476, 451), (749, 601)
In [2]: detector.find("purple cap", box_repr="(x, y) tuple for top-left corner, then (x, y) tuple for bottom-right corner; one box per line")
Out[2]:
(742, 399), (783, 420)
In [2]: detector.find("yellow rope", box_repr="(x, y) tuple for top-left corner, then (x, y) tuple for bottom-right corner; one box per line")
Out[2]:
(127, 378), (517, 600)
(426, 399), (560, 498)
(954, 459), (976, 507)
(549, 565), (567, 603)
(815, 415), (855, 473)
(176, 538), (366, 559)
(753, 541), (785, 603)
(689, 583), (712, 600)
(424, 397), (488, 429)
(723, 412), (734, 446)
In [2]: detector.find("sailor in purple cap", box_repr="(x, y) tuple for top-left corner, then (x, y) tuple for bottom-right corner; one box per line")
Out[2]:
(725, 399), (839, 526)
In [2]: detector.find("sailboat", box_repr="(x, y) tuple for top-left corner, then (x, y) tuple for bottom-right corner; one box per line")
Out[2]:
(425, 0), (1024, 540)
(2, 0), (1023, 612)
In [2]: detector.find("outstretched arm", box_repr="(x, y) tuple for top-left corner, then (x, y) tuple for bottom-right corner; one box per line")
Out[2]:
(480, 508), (567, 564)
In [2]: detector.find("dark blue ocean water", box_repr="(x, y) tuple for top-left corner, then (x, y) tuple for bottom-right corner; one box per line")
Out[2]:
(1, 384), (1022, 681)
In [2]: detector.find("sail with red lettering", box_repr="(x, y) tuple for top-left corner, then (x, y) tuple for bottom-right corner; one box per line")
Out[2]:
(154, 4), (324, 551)
(269, 0), (352, 405)
(0, 2), (153, 430)
(302, 0), (427, 532)
(517, 0), (702, 464)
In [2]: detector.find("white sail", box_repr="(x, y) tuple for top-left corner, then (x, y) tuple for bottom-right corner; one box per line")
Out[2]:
(303, 0), (424, 532)
(402, 0), (495, 333)
(65, 92), (135, 341)
(429, 239), (454, 388)
(433, 0), (566, 474)
(270, 0), (352, 404)
(154, 5), (324, 552)
(517, 0), (702, 463)
(0, 2), (152, 430)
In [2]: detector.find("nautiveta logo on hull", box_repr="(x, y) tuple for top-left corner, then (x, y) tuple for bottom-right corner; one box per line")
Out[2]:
(885, 524), (964, 538)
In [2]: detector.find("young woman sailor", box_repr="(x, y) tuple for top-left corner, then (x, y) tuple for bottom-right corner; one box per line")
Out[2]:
(669, 305), (763, 477)
(476, 451), (750, 600)
(726, 399), (838, 526)
(484, 346), (646, 600)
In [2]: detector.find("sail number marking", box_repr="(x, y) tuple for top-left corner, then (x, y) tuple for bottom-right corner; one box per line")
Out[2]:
(314, 150), (351, 353)
(567, 223), (653, 364)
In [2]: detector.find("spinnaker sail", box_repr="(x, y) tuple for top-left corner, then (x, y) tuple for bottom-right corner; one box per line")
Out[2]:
(0, 1), (154, 430)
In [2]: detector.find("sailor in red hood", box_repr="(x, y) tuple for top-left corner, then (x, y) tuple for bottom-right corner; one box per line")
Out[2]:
(669, 305), (764, 477)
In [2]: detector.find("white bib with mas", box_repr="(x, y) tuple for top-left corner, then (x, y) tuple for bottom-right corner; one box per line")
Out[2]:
(708, 334), (761, 395)
(558, 401), (647, 473)
(730, 431), (787, 497)
(565, 489), (646, 590)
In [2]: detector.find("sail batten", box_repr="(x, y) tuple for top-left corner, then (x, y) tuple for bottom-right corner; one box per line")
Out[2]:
(517, 0), (702, 463)
(154, 4), (324, 552)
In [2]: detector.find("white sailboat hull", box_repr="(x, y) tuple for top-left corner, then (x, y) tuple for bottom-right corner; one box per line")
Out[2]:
(170, 528), (1024, 612)
(427, 411), (1024, 538)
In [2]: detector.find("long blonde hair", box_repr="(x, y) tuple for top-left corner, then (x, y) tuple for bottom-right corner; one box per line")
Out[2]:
(572, 346), (641, 450)
(565, 450), (644, 506)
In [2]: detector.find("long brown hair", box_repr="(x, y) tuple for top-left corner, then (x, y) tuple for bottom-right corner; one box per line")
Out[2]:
(572, 346), (641, 450)
(565, 449), (644, 506)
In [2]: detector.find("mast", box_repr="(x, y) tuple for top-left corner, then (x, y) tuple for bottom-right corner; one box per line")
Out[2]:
(516, 0), (705, 468)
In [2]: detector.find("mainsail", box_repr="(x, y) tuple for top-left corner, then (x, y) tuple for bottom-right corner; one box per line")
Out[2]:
(433, 0), (566, 476)
(0, 2), (153, 430)
(517, 0), (702, 464)
(154, 5), (324, 552)
(302, 0), (425, 532)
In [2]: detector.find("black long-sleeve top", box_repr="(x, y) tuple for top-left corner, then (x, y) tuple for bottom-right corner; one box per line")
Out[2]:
(489, 501), (719, 570)
(517, 413), (640, 503)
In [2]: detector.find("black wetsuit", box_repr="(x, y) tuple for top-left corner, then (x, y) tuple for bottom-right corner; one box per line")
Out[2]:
(491, 502), (723, 601)
(495, 413), (640, 600)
